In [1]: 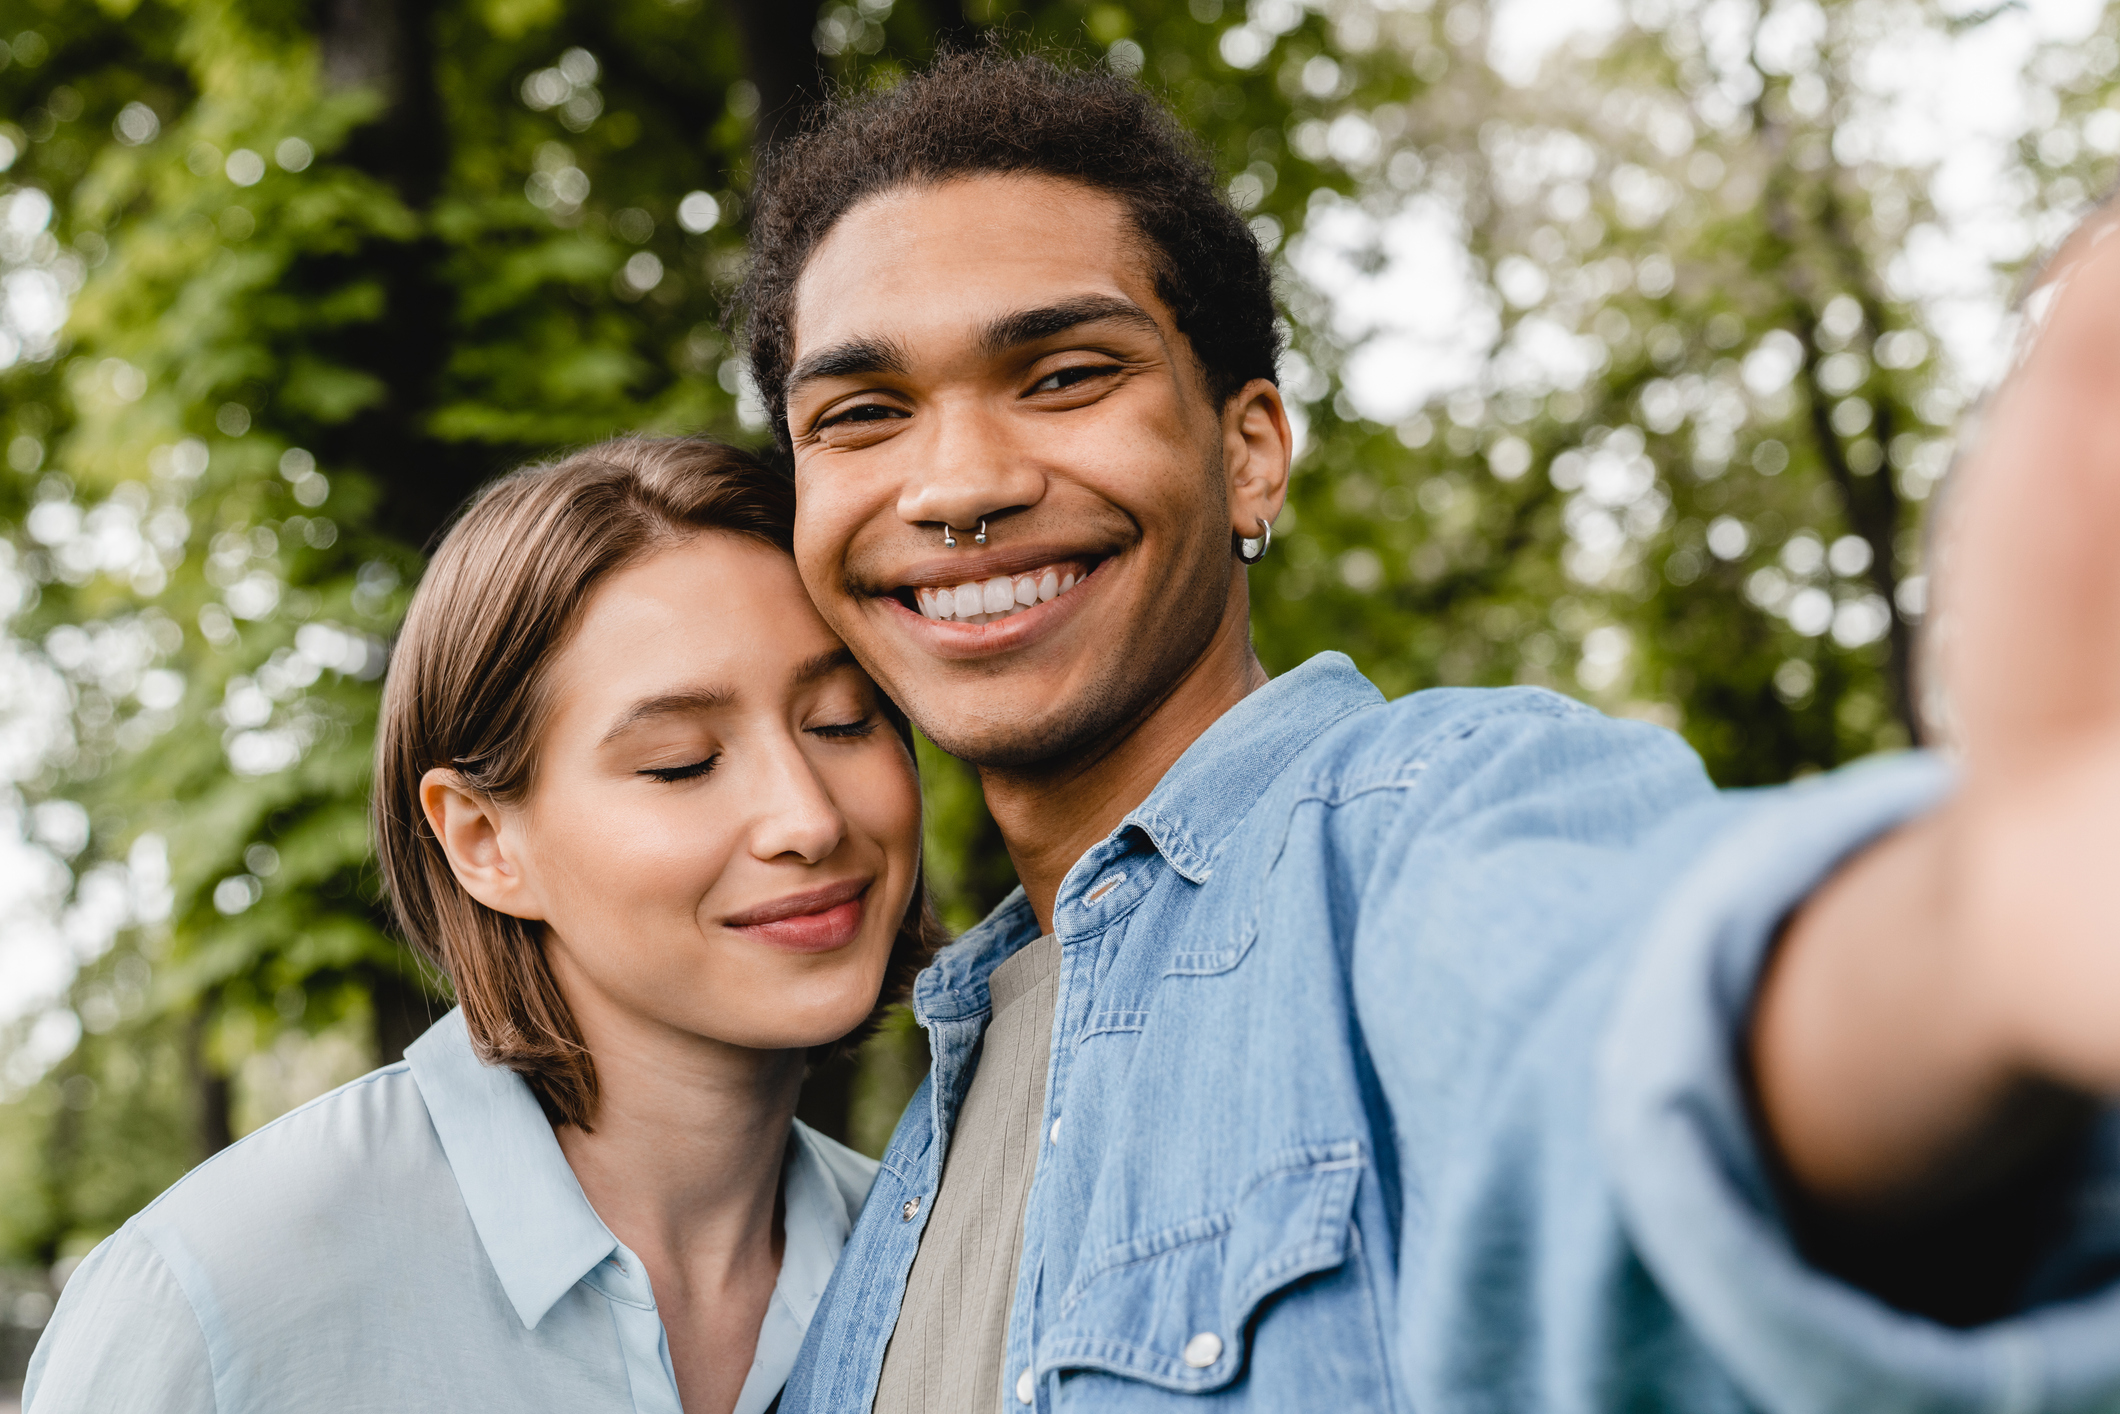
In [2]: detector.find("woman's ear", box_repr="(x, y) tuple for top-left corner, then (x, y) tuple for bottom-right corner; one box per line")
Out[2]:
(1223, 377), (1293, 544)
(419, 768), (546, 921)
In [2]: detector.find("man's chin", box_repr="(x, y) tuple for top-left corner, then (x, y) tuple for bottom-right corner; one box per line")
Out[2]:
(896, 679), (1138, 774)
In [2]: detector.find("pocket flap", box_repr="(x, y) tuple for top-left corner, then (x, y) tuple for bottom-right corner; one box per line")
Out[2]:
(1038, 1142), (1364, 1393)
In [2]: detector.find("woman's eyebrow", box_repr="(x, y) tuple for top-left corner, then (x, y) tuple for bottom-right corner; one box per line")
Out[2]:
(793, 646), (859, 686)
(598, 651), (854, 744)
(599, 688), (735, 745)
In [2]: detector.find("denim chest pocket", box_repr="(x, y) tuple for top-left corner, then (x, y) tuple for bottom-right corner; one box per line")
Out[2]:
(1037, 1142), (1364, 1394)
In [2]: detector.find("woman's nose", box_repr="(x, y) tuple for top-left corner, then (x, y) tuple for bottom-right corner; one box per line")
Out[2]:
(746, 749), (848, 866)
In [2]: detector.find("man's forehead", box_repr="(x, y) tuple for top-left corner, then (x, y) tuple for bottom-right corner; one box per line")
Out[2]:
(790, 174), (1165, 359)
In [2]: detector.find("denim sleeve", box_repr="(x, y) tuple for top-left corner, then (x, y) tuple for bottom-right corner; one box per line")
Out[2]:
(25, 1229), (217, 1414)
(1599, 751), (2120, 1413)
(1348, 701), (2120, 1413)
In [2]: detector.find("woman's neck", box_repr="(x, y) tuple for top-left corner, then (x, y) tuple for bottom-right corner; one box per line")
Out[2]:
(553, 980), (806, 1414)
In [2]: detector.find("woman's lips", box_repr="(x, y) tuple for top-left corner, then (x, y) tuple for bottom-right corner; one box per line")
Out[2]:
(724, 878), (870, 954)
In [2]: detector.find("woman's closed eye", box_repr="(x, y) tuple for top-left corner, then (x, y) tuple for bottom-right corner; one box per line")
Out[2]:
(638, 754), (720, 784)
(808, 716), (881, 741)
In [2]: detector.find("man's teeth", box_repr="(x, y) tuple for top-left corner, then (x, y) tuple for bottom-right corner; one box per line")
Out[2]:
(916, 567), (1081, 624)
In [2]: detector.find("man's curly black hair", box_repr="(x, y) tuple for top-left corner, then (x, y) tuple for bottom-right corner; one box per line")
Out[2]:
(740, 49), (1281, 450)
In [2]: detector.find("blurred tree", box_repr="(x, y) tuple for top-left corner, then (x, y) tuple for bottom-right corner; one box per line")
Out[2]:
(0, 0), (2081, 1287)
(0, 0), (780, 1265)
(1242, 0), (1970, 787)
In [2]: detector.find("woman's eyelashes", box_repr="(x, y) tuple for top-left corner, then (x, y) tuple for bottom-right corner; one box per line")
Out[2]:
(635, 716), (875, 781)
(639, 753), (720, 784)
(808, 715), (880, 741)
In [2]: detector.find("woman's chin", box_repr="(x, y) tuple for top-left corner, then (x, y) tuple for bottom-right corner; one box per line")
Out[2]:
(699, 989), (882, 1054)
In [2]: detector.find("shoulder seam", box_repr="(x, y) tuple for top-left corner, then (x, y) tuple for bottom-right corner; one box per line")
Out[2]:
(125, 1228), (224, 1413)
(1290, 686), (1600, 799)
(131, 1063), (416, 1220)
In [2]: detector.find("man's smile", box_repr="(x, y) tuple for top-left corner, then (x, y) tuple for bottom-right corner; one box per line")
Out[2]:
(912, 558), (1093, 623)
(866, 541), (1116, 630)
(861, 547), (1118, 661)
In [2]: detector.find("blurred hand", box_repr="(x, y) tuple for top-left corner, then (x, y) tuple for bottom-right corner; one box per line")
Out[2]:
(1928, 214), (2120, 1098)
(1752, 213), (2120, 1217)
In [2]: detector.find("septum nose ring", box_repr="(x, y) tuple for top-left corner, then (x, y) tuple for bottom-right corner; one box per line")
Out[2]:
(941, 519), (989, 547)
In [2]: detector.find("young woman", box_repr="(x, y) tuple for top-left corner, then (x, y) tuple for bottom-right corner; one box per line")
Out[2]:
(26, 437), (935, 1414)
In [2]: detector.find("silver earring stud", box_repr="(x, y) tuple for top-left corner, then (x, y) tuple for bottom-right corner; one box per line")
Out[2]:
(1237, 516), (1273, 564)
(975, 519), (988, 546)
(942, 524), (957, 548)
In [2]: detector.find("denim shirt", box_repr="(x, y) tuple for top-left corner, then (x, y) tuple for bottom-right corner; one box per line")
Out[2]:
(782, 653), (2120, 1414)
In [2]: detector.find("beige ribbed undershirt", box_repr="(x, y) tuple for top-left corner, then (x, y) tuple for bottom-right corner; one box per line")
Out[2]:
(873, 934), (1061, 1414)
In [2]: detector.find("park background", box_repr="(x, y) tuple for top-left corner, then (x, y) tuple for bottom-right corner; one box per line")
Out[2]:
(0, 0), (2108, 1390)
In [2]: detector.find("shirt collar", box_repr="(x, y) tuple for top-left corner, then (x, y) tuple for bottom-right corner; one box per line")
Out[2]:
(408, 1009), (616, 1330)
(915, 888), (1042, 1025)
(914, 653), (1381, 1022)
(407, 1008), (859, 1336)
(1123, 651), (1382, 883)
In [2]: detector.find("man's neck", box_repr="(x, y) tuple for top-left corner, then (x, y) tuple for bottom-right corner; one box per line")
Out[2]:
(979, 599), (1266, 932)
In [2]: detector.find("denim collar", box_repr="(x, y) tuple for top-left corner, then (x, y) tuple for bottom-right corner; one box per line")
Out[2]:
(406, 1008), (850, 1334)
(915, 652), (1382, 1023)
(1121, 650), (1381, 884)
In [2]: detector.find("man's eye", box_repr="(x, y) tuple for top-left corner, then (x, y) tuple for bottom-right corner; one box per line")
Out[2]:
(1031, 364), (1117, 394)
(639, 754), (719, 783)
(822, 403), (905, 427)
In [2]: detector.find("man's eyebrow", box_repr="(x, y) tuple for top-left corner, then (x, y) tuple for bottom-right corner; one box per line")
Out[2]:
(980, 296), (1161, 355)
(598, 688), (734, 745)
(782, 297), (1157, 407)
(784, 336), (909, 404)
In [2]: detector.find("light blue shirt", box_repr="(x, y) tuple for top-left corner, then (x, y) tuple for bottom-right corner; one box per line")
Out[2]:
(25, 1008), (876, 1413)
(784, 653), (2120, 1413)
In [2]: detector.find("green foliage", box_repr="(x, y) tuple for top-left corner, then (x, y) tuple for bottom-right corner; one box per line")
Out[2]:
(0, 0), (2081, 1274)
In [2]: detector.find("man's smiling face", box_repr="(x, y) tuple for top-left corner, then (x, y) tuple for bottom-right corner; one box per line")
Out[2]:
(785, 173), (1288, 770)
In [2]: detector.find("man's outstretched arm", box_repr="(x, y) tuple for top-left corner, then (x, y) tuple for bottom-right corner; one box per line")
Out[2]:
(1754, 211), (2120, 1232)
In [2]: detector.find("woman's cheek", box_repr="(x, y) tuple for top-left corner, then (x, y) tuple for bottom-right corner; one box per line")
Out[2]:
(849, 746), (922, 854)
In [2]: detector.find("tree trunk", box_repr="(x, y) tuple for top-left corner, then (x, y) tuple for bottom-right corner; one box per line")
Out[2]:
(924, 0), (983, 55)
(722, 0), (829, 152)
(316, 0), (463, 551)
(189, 1005), (234, 1157)
(369, 963), (439, 1066)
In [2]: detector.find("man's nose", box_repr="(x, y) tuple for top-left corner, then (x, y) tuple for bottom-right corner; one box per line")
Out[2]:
(896, 394), (1046, 534)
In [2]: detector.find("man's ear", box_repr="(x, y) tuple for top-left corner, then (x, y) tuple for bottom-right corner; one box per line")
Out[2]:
(1222, 377), (1293, 545)
(419, 768), (546, 921)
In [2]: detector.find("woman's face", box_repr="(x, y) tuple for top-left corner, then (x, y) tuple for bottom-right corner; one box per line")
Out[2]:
(444, 533), (922, 1053)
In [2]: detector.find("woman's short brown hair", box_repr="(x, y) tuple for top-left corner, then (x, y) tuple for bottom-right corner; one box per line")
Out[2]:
(373, 435), (936, 1129)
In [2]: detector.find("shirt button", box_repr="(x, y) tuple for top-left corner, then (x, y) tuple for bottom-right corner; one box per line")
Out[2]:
(901, 1196), (921, 1221)
(1016, 1366), (1035, 1403)
(1048, 1114), (1062, 1144)
(1182, 1331), (1223, 1368)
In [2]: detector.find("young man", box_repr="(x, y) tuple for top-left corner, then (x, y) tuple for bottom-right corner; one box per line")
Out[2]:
(754, 54), (2120, 1412)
